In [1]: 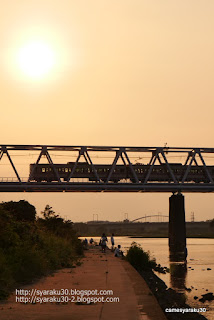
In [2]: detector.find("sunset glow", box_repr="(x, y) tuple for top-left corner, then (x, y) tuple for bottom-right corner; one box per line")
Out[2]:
(17, 41), (56, 79)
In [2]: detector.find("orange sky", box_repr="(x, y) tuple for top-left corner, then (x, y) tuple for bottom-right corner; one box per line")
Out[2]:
(0, 1), (214, 222)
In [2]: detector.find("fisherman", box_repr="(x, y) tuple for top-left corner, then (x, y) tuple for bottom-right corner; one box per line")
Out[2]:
(111, 233), (115, 251)
(100, 233), (108, 253)
(114, 245), (123, 257)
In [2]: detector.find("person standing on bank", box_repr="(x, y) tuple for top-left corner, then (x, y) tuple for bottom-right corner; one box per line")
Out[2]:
(111, 233), (115, 251)
(100, 233), (108, 253)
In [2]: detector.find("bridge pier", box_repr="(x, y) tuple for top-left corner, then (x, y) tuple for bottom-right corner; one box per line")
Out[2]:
(169, 193), (186, 261)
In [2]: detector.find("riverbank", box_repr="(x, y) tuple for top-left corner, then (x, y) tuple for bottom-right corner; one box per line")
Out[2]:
(1, 244), (211, 320)
(0, 246), (166, 320)
(74, 221), (214, 238)
(124, 241), (209, 320)
(139, 269), (208, 320)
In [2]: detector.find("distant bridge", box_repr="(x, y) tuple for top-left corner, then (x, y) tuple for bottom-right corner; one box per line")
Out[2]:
(131, 214), (169, 222)
(0, 144), (214, 192)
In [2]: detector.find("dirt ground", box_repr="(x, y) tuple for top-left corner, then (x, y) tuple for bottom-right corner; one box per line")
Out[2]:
(0, 246), (166, 320)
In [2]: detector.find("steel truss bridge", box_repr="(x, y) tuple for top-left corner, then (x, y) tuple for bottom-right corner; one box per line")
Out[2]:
(1, 145), (214, 192)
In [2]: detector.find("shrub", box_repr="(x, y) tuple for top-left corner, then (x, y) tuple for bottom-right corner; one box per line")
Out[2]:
(0, 203), (83, 300)
(126, 242), (156, 271)
(1, 200), (36, 222)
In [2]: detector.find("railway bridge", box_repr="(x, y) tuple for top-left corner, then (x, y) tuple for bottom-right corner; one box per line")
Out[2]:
(1, 144), (214, 259)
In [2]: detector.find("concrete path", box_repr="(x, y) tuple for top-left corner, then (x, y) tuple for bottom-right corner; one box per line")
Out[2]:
(0, 246), (167, 320)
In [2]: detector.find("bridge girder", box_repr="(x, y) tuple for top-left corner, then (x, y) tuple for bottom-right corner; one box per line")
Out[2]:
(0, 144), (214, 192)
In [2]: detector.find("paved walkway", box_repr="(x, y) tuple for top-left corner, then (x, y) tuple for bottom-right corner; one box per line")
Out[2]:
(1, 246), (167, 320)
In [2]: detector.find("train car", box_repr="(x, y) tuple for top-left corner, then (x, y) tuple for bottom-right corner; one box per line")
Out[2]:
(29, 162), (128, 182)
(29, 162), (214, 183)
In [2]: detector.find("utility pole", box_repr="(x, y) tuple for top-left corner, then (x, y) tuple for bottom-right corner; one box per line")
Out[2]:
(93, 214), (98, 222)
(191, 212), (195, 222)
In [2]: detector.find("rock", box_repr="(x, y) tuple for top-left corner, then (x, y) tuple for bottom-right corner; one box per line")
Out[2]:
(185, 287), (192, 292)
(199, 292), (214, 302)
(154, 265), (167, 274)
(140, 269), (208, 320)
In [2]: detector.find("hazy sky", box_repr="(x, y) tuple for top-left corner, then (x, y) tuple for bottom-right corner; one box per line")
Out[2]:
(0, 1), (214, 222)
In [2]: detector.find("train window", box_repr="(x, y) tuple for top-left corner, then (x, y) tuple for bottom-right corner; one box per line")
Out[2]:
(59, 168), (61, 172)
(42, 168), (45, 173)
(69, 168), (71, 172)
(88, 168), (91, 173)
(65, 168), (68, 172)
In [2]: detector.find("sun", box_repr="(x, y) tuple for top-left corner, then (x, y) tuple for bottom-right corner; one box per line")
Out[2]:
(17, 41), (56, 79)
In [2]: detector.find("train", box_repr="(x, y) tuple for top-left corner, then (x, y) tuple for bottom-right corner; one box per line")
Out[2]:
(29, 162), (213, 183)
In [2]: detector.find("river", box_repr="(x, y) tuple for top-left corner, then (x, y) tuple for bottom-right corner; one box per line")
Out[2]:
(81, 236), (214, 320)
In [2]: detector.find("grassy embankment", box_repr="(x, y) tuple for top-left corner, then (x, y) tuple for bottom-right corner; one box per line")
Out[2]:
(0, 201), (83, 300)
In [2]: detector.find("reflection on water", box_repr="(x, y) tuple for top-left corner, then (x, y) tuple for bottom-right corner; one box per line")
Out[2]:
(170, 261), (187, 292)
